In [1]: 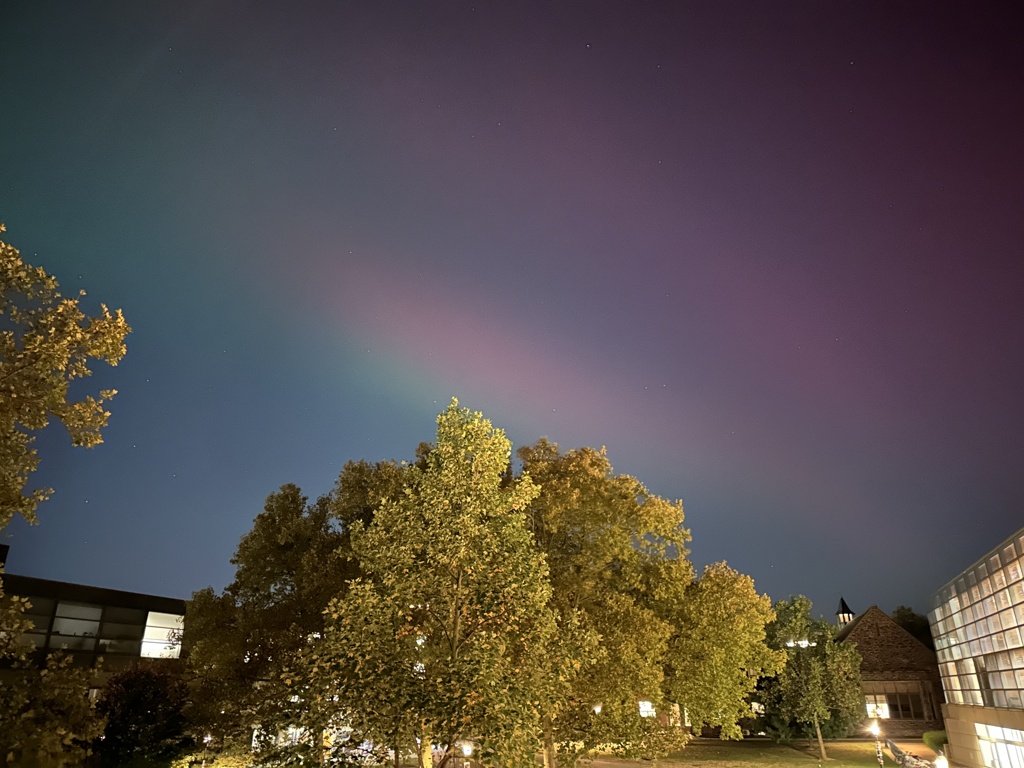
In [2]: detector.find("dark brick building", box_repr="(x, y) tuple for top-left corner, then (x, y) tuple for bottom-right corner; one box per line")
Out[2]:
(836, 604), (944, 737)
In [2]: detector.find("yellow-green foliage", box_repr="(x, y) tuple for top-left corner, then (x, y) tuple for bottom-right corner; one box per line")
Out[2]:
(0, 222), (130, 529)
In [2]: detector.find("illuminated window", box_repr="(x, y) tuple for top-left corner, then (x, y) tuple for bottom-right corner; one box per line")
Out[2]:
(865, 695), (890, 719)
(140, 611), (184, 658)
(638, 700), (656, 718)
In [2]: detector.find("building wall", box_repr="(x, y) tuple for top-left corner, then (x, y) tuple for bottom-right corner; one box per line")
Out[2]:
(931, 526), (1024, 768)
(1, 573), (186, 676)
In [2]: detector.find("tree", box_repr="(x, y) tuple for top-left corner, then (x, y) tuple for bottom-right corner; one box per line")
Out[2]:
(0, 224), (127, 766)
(0, 223), (130, 530)
(891, 606), (935, 650)
(307, 400), (556, 768)
(184, 480), (369, 747)
(663, 563), (784, 739)
(761, 596), (863, 760)
(96, 664), (191, 765)
(517, 440), (693, 767)
(184, 457), (410, 761)
(0, 601), (105, 766)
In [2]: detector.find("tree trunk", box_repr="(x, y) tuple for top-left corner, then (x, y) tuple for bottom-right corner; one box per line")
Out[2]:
(813, 714), (827, 761)
(419, 729), (433, 768)
(543, 712), (558, 768)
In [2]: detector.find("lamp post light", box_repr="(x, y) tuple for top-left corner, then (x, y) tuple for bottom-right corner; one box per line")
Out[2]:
(593, 703), (602, 715)
(202, 734), (213, 768)
(935, 754), (948, 768)
(869, 721), (884, 768)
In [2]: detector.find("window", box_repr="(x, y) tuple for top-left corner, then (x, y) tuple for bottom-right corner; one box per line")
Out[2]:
(880, 693), (923, 719)
(866, 695), (890, 719)
(55, 602), (102, 621)
(638, 701), (656, 718)
(140, 611), (184, 659)
(52, 617), (99, 637)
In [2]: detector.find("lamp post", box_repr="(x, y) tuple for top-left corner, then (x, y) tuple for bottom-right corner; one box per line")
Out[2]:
(201, 734), (213, 768)
(869, 721), (884, 768)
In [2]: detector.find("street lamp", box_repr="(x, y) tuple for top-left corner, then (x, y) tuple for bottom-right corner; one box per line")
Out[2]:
(593, 703), (602, 715)
(869, 721), (883, 768)
(202, 734), (213, 768)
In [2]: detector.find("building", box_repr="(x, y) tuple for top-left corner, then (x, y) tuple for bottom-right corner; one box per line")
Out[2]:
(836, 602), (944, 737)
(0, 544), (186, 676)
(929, 526), (1024, 768)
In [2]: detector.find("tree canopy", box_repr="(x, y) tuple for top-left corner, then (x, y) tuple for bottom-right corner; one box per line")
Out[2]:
(307, 400), (556, 768)
(0, 223), (130, 529)
(517, 440), (693, 765)
(0, 223), (126, 765)
(664, 563), (785, 739)
(187, 403), (781, 767)
(891, 605), (935, 650)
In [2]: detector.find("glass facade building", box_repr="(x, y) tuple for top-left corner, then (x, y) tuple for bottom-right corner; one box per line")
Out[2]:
(930, 527), (1024, 768)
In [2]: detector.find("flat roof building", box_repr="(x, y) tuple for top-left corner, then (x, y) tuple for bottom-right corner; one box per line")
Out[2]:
(929, 526), (1024, 768)
(1, 545), (186, 674)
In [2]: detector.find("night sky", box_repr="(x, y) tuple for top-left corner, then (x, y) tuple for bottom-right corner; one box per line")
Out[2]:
(2, 2), (1023, 619)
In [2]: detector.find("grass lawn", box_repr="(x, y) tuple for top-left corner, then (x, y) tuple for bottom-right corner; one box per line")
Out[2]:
(589, 737), (934, 768)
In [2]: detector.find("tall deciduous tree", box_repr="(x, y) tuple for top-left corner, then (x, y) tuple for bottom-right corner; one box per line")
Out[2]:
(184, 455), (409, 762)
(0, 224), (127, 765)
(761, 596), (863, 760)
(184, 479), (373, 746)
(664, 563), (785, 739)
(517, 440), (692, 767)
(309, 401), (555, 768)
(0, 223), (130, 529)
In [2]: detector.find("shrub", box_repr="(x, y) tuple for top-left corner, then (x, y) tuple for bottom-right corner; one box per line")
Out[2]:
(923, 730), (948, 755)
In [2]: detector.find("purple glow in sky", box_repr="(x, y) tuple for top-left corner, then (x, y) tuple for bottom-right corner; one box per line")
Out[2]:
(2, 1), (1023, 618)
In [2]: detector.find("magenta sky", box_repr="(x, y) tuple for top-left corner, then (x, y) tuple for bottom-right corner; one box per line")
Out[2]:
(2, 2), (1023, 618)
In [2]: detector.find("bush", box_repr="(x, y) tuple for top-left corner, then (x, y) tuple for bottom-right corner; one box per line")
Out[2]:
(923, 730), (948, 755)
(97, 663), (192, 765)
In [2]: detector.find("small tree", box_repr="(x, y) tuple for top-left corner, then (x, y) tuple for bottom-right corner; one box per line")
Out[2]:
(761, 596), (863, 760)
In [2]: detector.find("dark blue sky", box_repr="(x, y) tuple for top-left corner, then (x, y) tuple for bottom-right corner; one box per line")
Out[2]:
(2, 1), (1023, 618)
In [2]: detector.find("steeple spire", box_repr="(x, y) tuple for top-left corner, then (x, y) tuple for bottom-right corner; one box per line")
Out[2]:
(836, 597), (854, 627)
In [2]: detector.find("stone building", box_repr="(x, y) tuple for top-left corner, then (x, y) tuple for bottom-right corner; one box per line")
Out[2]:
(836, 603), (945, 737)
